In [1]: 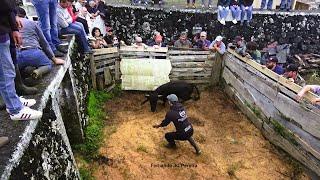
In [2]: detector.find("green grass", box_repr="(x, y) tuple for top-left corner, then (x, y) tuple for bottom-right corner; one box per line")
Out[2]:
(79, 167), (94, 180)
(137, 144), (148, 153)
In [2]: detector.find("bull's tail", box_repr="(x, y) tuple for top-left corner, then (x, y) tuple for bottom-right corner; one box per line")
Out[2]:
(192, 84), (200, 101)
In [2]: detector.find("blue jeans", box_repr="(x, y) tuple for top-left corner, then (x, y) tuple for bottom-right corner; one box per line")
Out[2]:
(260, 0), (273, 9)
(241, 5), (253, 22)
(60, 22), (91, 53)
(17, 49), (53, 70)
(280, 0), (292, 9)
(230, 5), (241, 20)
(201, 0), (212, 5)
(0, 36), (23, 114)
(32, 0), (60, 52)
(218, 6), (229, 19)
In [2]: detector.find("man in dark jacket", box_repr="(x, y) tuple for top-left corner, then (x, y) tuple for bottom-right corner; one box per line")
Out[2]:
(153, 94), (201, 155)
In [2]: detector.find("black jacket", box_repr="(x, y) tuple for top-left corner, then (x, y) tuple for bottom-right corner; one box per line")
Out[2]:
(160, 103), (193, 133)
(0, 0), (18, 34)
(217, 0), (231, 7)
(230, 0), (240, 6)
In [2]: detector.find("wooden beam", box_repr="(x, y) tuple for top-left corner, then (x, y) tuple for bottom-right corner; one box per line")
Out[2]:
(93, 47), (118, 56)
(89, 53), (97, 89)
(120, 46), (168, 53)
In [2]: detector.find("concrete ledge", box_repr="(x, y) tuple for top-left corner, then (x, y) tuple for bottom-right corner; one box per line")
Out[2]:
(0, 35), (89, 179)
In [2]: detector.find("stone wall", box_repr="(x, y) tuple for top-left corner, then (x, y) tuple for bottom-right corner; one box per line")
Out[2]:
(0, 36), (90, 180)
(108, 5), (320, 54)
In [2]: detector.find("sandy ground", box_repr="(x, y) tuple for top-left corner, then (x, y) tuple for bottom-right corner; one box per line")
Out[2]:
(94, 89), (309, 180)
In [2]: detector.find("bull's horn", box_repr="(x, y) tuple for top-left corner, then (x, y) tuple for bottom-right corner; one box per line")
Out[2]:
(158, 95), (163, 97)
(145, 94), (150, 97)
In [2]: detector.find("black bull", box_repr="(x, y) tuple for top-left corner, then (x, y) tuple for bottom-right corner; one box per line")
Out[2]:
(141, 81), (200, 112)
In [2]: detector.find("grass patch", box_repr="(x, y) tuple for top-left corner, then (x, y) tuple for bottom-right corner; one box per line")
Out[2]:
(227, 161), (243, 178)
(137, 144), (148, 153)
(270, 119), (299, 146)
(79, 167), (94, 180)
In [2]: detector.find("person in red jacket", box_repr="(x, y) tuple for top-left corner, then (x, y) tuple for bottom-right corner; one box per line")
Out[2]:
(67, 0), (89, 34)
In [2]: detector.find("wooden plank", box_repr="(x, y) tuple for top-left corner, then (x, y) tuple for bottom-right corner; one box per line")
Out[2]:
(169, 55), (211, 62)
(274, 93), (320, 139)
(94, 53), (119, 61)
(120, 51), (167, 57)
(95, 59), (116, 68)
(170, 72), (212, 77)
(115, 59), (120, 81)
(89, 53), (97, 89)
(120, 46), (168, 53)
(168, 50), (211, 55)
(104, 67), (113, 86)
(96, 65), (115, 73)
(171, 68), (211, 73)
(228, 49), (319, 102)
(171, 62), (213, 68)
(169, 78), (211, 84)
(93, 47), (118, 56)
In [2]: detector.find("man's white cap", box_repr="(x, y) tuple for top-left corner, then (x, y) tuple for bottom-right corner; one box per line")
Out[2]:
(215, 35), (223, 42)
(200, 31), (207, 37)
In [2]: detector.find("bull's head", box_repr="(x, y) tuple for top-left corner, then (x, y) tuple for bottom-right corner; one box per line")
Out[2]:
(141, 93), (163, 112)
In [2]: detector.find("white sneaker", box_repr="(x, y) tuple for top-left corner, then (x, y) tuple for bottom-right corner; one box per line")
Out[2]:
(19, 97), (36, 107)
(232, 19), (237, 24)
(10, 106), (43, 121)
(208, 5), (213, 8)
(220, 19), (226, 25)
(201, 4), (205, 8)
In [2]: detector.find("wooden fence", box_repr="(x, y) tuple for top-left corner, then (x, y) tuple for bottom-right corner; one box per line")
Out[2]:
(89, 47), (120, 89)
(89, 46), (216, 90)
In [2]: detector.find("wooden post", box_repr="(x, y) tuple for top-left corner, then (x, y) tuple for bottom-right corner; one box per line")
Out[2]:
(89, 53), (97, 89)
(115, 58), (120, 81)
(210, 52), (223, 86)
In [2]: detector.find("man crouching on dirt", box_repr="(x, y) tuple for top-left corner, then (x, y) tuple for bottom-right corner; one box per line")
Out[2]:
(153, 94), (201, 155)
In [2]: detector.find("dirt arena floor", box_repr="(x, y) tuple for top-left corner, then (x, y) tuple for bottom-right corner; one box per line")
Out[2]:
(94, 88), (310, 180)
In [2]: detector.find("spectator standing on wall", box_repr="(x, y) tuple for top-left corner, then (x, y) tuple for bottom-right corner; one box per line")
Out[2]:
(260, 0), (273, 10)
(230, 0), (241, 24)
(209, 36), (226, 55)
(217, 0), (231, 25)
(297, 85), (320, 106)
(31, 0), (66, 57)
(245, 41), (261, 63)
(195, 31), (211, 50)
(0, 0), (43, 148)
(174, 32), (192, 48)
(280, 0), (292, 11)
(240, 0), (253, 26)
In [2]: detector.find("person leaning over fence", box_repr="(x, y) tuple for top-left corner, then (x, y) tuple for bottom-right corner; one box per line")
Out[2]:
(228, 35), (246, 56)
(148, 34), (166, 48)
(174, 32), (192, 49)
(230, 0), (241, 24)
(282, 64), (306, 86)
(0, 0), (43, 148)
(297, 85), (320, 106)
(209, 36), (226, 55)
(240, 0), (253, 26)
(217, 0), (231, 25)
(133, 36), (148, 48)
(245, 41), (261, 63)
(90, 27), (107, 49)
(195, 31), (211, 50)
(16, 7), (64, 81)
(265, 57), (284, 75)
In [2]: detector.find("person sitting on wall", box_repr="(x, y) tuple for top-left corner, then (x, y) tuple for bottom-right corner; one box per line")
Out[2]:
(186, 0), (196, 8)
(201, 0), (213, 8)
(296, 85), (320, 106)
(230, 0), (241, 24)
(245, 41), (261, 64)
(133, 36), (148, 48)
(174, 32), (192, 49)
(260, 0), (273, 10)
(217, 0), (230, 25)
(87, 0), (100, 18)
(282, 64), (306, 86)
(209, 35), (226, 55)
(57, 0), (92, 53)
(66, 0), (90, 35)
(240, 0), (253, 26)
(90, 27), (107, 49)
(279, 0), (292, 11)
(94, 0), (108, 20)
(265, 57), (284, 75)
(148, 34), (166, 48)
(228, 35), (246, 56)
(195, 31), (211, 50)
(16, 7), (65, 80)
